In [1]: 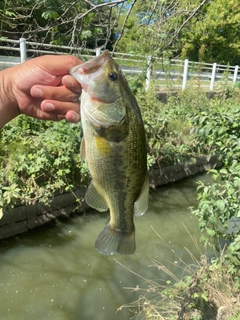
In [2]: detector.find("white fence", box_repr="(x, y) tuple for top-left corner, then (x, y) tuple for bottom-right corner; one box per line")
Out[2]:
(0, 38), (239, 91)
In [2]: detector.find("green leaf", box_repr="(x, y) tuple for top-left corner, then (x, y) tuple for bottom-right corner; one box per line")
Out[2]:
(42, 11), (59, 20)
(219, 168), (228, 175)
(80, 30), (92, 40)
(215, 200), (225, 212)
(5, 10), (16, 17)
(207, 229), (216, 237)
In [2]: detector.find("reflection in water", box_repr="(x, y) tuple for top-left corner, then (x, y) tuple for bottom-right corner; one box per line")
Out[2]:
(0, 174), (212, 320)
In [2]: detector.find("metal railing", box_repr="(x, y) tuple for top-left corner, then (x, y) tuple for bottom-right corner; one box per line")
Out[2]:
(0, 38), (239, 91)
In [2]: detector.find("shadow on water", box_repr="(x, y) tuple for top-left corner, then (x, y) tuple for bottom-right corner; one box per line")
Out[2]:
(0, 173), (214, 320)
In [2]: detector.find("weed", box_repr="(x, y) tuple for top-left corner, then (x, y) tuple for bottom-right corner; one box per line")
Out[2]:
(117, 231), (240, 319)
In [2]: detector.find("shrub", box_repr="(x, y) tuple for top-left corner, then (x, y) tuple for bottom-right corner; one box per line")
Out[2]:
(0, 116), (90, 209)
(190, 99), (240, 279)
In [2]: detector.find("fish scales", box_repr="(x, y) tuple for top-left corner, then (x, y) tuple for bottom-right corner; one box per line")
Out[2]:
(70, 51), (149, 255)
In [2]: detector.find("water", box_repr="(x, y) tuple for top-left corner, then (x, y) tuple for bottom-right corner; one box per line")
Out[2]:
(0, 174), (211, 320)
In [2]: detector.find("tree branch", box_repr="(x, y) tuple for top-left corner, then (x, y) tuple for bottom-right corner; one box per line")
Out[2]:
(74, 0), (128, 21)
(166, 0), (208, 48)
(111, 0), (137, 53)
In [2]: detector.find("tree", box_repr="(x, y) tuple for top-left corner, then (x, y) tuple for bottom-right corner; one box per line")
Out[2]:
(115, 0), (209, 59)
(115, 0), (240, 64)
(180, 0), (240, 64)
(1, 0), (239, 64)
(0, 0), (126, 49)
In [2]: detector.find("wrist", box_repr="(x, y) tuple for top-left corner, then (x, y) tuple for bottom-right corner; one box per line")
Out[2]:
(0, 68), (19, 127)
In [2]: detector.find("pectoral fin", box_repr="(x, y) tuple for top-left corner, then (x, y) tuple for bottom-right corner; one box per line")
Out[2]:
(85, 181), (108, 212)
(134, 175), (149, 216)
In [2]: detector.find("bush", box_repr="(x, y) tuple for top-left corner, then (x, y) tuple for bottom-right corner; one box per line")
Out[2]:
(190, 98), (240, 279)
(118, 250), (240, 319)
(137, 87), (207, 168)
(0, 116), (90, 209)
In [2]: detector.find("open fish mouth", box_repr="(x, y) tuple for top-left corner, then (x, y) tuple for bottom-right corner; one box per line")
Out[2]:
(69, 51), (111, 91)
(78, 50), (110, 74)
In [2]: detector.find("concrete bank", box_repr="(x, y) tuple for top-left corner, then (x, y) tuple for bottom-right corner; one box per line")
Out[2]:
(0, 155), (221, 241)
(157, 91), (220, 104)
(149, 155), (221, 188)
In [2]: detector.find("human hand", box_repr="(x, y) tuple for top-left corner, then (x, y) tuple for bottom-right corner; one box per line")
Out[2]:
(1, 55), (82, 126)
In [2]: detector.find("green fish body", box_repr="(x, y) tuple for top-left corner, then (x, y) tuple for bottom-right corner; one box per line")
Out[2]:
(70, 51), (148, 255)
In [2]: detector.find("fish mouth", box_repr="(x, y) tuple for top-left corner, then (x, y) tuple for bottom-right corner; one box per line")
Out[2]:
(69, 51), (111, 91)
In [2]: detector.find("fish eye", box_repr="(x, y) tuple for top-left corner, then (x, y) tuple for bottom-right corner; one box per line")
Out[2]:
(108, 71), (118, 81)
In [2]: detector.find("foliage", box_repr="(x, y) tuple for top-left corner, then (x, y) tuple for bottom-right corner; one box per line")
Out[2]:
(128, 85), (240, 319)
(180, 0), (240, 65)
(134, 84), (240, 304)
(135, 85), (211, 168)
(0, 0), (119, 49)
(116, 0), (209, 58)
(190, 95), (240, 277)
(173, 254), (240, 320)
(1, 0), (239, 64)
(0, 117), (90, 209)
(118, 249), (240, 319)
(190, 98), (240, 161)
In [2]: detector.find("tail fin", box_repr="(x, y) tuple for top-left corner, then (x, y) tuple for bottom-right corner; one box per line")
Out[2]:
(95, 223), (135, 255)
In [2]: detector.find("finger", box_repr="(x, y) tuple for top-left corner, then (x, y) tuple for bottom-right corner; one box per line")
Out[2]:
(31, 85), (80, 102)
(36, 109), (80, 123)
(62, 75), (82, 93)
(35, 55), (83, 75)
(36, 113), (66, 121)
(65, 110), (81, 123)
(22, 104), (66, 121)
(40, 100), (80, 114)
(18, 96), (75, 122)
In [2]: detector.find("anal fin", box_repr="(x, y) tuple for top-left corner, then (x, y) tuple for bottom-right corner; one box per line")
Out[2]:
(134, 174), (149, 216)
(85, 181), (108, 212)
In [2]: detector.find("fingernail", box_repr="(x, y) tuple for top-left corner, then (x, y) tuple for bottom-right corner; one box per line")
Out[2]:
(31, 87), (42, 98)
(45, 103), (55, 111)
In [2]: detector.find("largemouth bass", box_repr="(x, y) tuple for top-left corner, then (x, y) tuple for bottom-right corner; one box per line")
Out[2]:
(70, 51), (148, 255)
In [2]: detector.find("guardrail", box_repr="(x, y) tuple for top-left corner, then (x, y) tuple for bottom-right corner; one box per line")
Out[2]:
(0, 38), (239, 91)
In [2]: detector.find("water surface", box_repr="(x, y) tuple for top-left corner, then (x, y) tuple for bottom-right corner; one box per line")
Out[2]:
(0, 174), (211, 320)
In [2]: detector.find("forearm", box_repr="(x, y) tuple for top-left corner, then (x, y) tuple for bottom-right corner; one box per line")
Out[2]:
(0, 68), (18, 128)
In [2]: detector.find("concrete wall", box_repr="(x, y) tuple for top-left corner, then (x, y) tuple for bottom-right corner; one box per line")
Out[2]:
(149, 155), (221, 188)
(0, 155), (221, 241)
(157, 91), (218, 104)
(0, 189), (87, 240)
